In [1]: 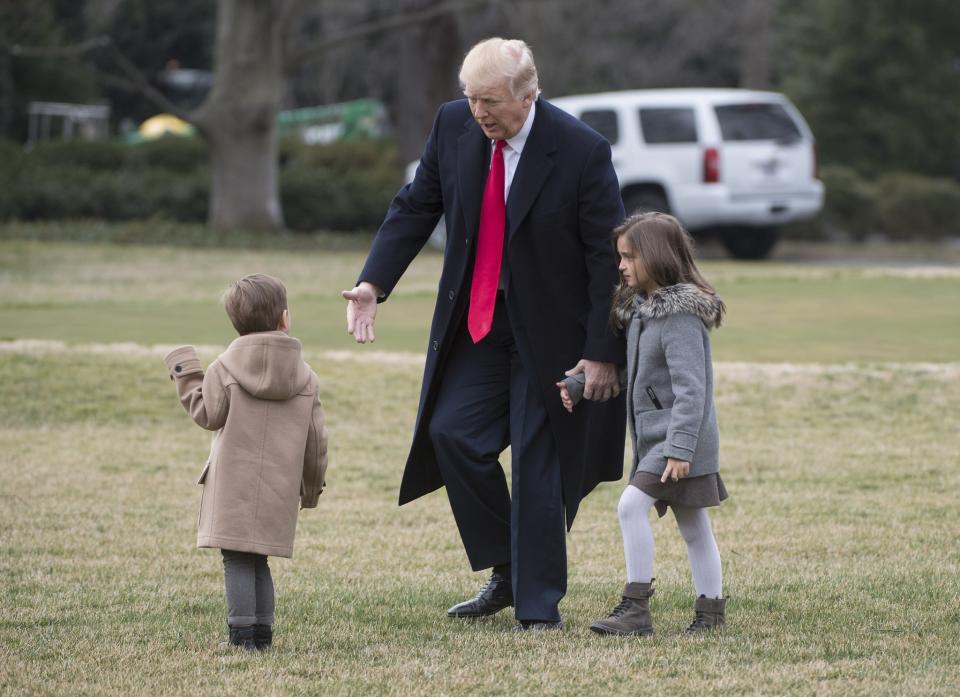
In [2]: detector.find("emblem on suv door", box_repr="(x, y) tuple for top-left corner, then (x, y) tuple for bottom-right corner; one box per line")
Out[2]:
(757, 157), (782, 176)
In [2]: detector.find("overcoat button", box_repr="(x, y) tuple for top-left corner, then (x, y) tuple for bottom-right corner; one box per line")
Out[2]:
(448, 290), (455, 301)
(432, 340), (439, 351)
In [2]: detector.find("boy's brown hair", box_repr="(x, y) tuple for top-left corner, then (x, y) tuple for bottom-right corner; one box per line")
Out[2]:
(222, 274), (287, 335)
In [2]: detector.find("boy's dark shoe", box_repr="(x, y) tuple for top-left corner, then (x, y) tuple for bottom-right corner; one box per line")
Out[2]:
(513, 619), (562, 632)
(686, 595), (726, 633)
(447, 571), (513, 617)
(590, 580), (655, 637)
(227, 625), (257, 651)
(254, 624), (273, 650)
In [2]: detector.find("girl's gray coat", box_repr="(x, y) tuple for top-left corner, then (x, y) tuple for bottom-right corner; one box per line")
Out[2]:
(566, 283), (722, 479)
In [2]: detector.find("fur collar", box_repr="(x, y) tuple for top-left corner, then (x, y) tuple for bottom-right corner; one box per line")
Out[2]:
(636, 283), (723, 329)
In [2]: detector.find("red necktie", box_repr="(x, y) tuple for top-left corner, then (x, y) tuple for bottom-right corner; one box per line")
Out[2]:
(468, 140), (507, 343)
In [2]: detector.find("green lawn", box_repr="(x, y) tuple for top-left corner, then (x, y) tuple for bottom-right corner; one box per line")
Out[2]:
(2, 234), (959, 695)
(1, 239), (959, 361)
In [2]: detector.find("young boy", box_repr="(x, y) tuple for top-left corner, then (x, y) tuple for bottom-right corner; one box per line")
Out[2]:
(164, 273), (328, 651)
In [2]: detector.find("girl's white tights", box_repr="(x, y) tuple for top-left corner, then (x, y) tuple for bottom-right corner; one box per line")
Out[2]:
(617, 485), (723, 599)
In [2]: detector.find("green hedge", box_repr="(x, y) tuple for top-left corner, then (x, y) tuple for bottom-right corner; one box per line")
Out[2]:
(0, 137), (402, 232)
(787, 165), (960, 240)
(280, 138), (400, 231)
(874, 172), (960, 240)
(7, 138), (957, 240)
(9, 166), (209, 222)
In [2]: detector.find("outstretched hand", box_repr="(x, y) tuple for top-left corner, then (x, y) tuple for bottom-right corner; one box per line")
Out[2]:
(342, 282), (381, 344)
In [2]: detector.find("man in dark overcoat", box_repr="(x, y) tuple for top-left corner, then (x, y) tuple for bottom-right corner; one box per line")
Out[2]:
(342, 37), (626, 629)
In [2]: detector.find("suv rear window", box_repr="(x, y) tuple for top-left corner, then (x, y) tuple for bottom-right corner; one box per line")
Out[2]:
(639, 108), (697, 144)
(580, 109), (619, 144)
(714, 103), (801, 142)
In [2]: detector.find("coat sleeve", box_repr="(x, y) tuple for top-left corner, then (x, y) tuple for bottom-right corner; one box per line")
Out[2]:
(577, 137), (627, 364)
(163, 346), (230, 431)
(661, 315), (707, 462)
(300, 389), (329, 509)
(357, 103), (447, 301)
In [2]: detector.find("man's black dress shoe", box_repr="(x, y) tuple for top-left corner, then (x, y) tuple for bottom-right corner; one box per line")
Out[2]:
(513, 619), (563, 632)
(447, 572), (513, 617)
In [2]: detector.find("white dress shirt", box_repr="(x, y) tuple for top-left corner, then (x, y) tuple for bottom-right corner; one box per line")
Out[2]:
(495, 100), (536, 203)
(490, 101), (535, 288)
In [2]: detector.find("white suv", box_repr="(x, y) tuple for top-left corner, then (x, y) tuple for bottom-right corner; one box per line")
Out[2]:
(406, 88), (823, 259)
(550, 88), (824, 258)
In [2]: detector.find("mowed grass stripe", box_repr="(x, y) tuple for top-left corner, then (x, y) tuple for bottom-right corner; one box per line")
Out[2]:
(2, 240), (959, 361)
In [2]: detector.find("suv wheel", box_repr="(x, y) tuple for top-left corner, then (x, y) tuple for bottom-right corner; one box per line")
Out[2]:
(719, 226), (780, 260)
(623, 188), (669, 216)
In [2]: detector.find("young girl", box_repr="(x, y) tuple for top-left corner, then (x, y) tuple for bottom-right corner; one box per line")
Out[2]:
(558, 212), (727, 636)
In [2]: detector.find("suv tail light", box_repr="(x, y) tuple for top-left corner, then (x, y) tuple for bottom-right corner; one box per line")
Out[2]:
(703, 147), (720, 183)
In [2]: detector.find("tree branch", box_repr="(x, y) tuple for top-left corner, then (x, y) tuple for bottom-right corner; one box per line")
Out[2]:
(8, 36), (111, 57)
(287, 0), (498, 68)
(95, 71), (144, 94)
(8, 36), (194, 124)
(103, 41), (194, 122)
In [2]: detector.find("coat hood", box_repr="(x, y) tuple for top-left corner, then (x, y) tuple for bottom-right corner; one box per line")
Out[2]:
(637, 283), (724, 329)
(218, 331), (313, 400)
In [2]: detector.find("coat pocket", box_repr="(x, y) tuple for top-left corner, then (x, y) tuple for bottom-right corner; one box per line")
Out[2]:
(196, 463), (211, 529)
(638, 408), (671, 446)
(645, 385), (664, 410)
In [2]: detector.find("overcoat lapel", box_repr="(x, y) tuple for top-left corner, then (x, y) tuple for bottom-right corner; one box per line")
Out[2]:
(457, 117), (489, 238)
(507, 100), (556, 240)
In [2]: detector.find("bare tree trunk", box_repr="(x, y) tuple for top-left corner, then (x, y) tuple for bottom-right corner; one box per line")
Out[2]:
(395, 1), (461, 163)
(739, 0), (774, 89)
(194, 0), (291, 230)
(204, 125), (282, 229)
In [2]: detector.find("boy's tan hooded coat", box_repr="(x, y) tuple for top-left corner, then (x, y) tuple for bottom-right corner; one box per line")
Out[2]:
(164, 332), (327, 558)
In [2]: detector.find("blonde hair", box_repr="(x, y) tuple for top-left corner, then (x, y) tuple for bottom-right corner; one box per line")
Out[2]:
(610, 212), (725, 330)
(222, 273), (287, 335)
(459, 37), (541, 100)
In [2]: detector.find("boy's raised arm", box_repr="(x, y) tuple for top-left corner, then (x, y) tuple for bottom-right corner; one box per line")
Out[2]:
(300, 391), (328, 509)
(164, 346), (230, 431)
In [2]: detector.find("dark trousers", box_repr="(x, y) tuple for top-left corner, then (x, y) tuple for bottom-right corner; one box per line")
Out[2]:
(221, 550), (275, 627)
(428, 294), (566, 622)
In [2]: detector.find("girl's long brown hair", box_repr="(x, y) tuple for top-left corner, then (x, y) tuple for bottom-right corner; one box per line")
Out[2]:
(610, 212), (725, 330)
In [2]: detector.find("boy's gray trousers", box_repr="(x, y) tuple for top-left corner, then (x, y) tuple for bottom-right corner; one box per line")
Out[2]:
(221, 549), (275, 627)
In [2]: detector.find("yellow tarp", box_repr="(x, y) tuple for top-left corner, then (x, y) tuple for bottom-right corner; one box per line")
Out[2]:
(138, 114), (194, 139)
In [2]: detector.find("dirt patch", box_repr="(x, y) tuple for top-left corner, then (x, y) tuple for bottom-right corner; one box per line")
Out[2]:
(0, 339), (426, 367)
(717, 361), (960, 384)
(3, 340), (954, 381)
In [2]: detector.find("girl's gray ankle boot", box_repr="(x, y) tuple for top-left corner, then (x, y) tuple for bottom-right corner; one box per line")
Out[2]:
(589, 580), (655, 636)
(686, 595), (727, 633)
